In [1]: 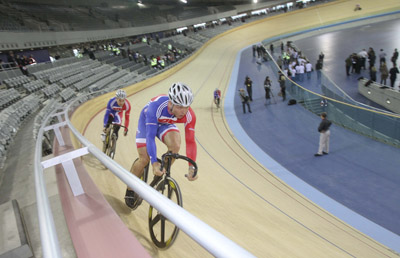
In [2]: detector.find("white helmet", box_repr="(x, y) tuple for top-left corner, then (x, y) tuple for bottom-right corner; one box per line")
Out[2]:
(116, 89), (127, 99)
(168, 82), (193, 107)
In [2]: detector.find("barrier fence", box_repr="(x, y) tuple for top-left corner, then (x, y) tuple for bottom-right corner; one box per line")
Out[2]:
(261, 39), (400, 148)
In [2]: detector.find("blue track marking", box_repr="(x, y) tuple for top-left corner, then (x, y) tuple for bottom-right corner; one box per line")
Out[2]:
(225, 44), (400, 254)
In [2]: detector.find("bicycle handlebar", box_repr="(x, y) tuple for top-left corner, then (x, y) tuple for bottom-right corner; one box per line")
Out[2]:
(108, 124), (128, 132)
(118, 125), (128, 131)
(160, 152), (198, 178)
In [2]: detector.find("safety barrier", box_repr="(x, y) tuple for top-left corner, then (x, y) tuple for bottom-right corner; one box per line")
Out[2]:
(34, 92), (256, 258)
(260, 41), (400, 148)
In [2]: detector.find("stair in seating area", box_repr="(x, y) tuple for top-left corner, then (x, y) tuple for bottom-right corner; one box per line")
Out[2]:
(300, 97), (325, 116)
(0, 199), (33, 258)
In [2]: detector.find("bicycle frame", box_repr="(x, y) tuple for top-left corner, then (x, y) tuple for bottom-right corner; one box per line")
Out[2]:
(103, 124), (127, 159)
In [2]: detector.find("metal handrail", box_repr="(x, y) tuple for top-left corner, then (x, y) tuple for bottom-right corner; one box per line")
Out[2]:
(34, 110), (62, 258)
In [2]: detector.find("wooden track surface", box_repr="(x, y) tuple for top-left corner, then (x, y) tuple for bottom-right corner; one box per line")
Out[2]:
(70, 0), (400, 257)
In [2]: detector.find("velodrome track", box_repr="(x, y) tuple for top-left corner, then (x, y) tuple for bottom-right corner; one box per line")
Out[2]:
(70, 0), (400, 257)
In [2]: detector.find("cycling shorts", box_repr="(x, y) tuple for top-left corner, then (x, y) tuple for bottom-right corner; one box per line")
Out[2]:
(136, 122), (180, 148)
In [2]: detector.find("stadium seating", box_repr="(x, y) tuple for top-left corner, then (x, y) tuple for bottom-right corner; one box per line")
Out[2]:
(0, 3), (276, 170)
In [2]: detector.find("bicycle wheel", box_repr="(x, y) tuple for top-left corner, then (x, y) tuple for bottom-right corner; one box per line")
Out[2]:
(148, 177), (182, 249)
(107, 134), (117, 159)
(125, 159), (149, 210)
(102, 133), (109, 153)
(141, 161), (149, 183)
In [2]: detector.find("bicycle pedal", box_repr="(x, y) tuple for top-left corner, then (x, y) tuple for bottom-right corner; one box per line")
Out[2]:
(125, 190), (143, 210)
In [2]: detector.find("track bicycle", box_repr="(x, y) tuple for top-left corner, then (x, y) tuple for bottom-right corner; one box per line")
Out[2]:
(214, 96), (221, 108)
(131, 152), (198, 249)
(102, 124), (127, 159)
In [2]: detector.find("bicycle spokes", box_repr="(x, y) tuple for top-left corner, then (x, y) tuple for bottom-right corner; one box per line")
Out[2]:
(148, 177), (182, 249)
(145, 153), (197, 249)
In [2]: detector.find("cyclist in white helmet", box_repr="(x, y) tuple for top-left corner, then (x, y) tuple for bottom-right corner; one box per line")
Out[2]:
(102, 89), (131, 140)
(125, 82), (198, 209)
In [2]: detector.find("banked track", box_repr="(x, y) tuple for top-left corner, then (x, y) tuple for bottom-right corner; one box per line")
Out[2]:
(70, 0), (400, 257)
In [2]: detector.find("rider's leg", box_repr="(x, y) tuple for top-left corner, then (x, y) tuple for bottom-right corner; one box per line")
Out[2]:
(162, 130), (181, 165)
(163, 130), (181, 153)
(125, 147), (149, 209)
(113, 124), (121, 139)
(105, 114), (114, 129)
(103, 114), (114, 138)
(131, 110), (149, 178)
(130, 146), (150, 178)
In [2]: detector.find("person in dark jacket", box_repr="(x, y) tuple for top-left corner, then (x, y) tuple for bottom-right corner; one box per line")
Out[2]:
(389, 65), (399, 88)
(345, 55), (352, 76)
(316, 59), (323, 80)
(391, 48), (398, 66)
(278, 71), (286, 101)
(264, 76), (272, 105)
(244, 76), (253, 101)
(370, 65), (377, 82)
(315, 112), (332, 157)
(368, 47), (376, 69)
(239, 88), (251, 113)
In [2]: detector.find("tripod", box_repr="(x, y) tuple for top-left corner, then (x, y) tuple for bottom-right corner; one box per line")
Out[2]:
(270, 89), (277, 104)
(264, 86), (277, 105)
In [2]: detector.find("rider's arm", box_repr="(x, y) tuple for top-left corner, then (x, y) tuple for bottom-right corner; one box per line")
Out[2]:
(103, 98), (113, 128)
(123, 100), (131, 131)
(185, 109), (198, 181)
(184, 108), (197, 163)
(145, 104), (159, 165)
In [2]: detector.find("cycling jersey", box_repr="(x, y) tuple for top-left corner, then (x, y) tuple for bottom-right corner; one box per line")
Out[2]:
(103, 97), (131, 130)
(136, 94), (197, 165)
(214, 90), (221, 99)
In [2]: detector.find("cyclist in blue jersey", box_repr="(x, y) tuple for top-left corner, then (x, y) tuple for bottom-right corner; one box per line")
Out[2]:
(125, 82), (198, 209)
(102, 89), (131, 141)
(214, 88), (221, 108)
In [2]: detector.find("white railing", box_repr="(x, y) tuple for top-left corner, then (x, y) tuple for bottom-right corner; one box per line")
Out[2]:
(34, 93), (256, 258)
(34, 108), (63, 258)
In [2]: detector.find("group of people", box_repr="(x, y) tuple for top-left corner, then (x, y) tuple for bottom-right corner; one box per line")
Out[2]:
(237, 70), (288, 114)
(346, 48), (399, 88)
(252, 44), (267, 60)
(275, 44), (323, 82)
(80, 38), (190, 71)
(237, 70), (330, 157)
(102, 84), (198, 210)
(126, 45), (189, 70)
(1, 51), (37, 75)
